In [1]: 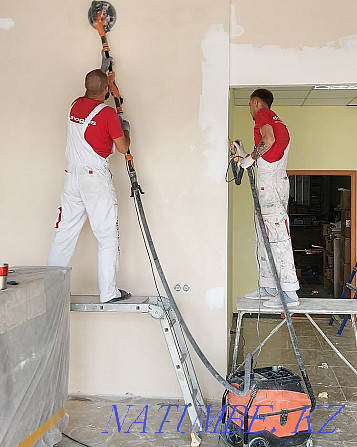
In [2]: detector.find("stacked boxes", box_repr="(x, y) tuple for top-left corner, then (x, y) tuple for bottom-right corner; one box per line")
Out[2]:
(339, 189), (351, 295)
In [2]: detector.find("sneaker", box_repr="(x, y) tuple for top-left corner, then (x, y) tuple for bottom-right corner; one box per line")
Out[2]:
(245, 287), (276, 300)
(106, 289), (131, 303)
(263, 291), (299, 308)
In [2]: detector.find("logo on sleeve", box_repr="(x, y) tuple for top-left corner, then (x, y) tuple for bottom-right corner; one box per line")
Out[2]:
(273, 115), (284, 124)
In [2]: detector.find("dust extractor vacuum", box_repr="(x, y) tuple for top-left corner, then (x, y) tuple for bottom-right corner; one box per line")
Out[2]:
(87, 3), (316, 447)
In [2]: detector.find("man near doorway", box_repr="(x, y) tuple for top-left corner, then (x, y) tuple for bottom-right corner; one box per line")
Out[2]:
(240, 88), (300, 307)
(48, 69), (131, 303)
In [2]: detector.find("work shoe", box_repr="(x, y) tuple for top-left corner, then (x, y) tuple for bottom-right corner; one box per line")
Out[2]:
(106, 289), (131, 303)
(263, 291), (299, 308)
(245, 287), (276, 300)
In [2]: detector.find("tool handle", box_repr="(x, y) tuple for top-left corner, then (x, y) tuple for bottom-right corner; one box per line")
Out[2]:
(107, 72), (124, 114)
(93, 9), (124, 112)
(231, 160), (244, 186)
(94, 11), (110, 52)
(237, 166), (244, 185)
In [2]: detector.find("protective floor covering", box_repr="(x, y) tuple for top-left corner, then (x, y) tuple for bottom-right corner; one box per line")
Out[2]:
(56, 316), (357, 447)
(55, 395), (221, 446)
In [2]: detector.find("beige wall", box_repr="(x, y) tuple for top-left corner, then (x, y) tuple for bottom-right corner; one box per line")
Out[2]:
(230, 0), (357, 86)
(229, 104), (357, 303)
(0, 0), (230, 399)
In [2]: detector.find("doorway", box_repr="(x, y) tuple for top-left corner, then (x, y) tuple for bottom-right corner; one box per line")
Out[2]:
(287, 170), (356, 298)
(228, 85), (357, 307)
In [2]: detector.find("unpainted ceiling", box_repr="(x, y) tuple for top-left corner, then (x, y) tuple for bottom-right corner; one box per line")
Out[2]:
(232, 86), (357, 107)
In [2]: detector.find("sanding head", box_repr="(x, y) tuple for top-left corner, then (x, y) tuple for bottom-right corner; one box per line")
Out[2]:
(88, 1), (117, 33)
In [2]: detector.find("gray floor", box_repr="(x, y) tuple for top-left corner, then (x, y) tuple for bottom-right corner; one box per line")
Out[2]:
(56, 395), (221, 446)
(56, 315), (357, 447)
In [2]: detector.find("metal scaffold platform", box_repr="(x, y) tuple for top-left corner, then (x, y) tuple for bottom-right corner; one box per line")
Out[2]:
(71, 295), (205, 447)
(232, 297), (357, 377)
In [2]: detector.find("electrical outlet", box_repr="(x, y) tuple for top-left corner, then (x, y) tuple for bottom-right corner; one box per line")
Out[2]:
(182, 284), (190, 293)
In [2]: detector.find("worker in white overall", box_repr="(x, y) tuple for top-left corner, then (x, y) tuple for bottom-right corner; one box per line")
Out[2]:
(48, 69), (131, 303)
(240, 88), (300, 308)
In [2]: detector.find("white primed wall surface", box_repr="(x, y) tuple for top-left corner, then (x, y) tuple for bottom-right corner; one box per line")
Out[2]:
(0, 0), (229, 398)
(230, 0), (357, 86)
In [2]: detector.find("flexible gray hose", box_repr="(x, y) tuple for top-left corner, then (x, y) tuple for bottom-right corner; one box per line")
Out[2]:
(246, 166), (316, 410)
(130, 173), (252, 397)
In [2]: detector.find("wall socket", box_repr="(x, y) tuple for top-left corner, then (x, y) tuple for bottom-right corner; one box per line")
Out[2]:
(174, 284), (191, 293)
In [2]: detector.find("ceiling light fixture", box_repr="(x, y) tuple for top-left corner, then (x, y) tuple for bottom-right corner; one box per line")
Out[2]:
(314, 85), (357, 90)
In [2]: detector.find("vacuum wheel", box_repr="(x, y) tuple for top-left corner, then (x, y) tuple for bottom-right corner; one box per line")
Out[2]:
(248, 438), (269, 447)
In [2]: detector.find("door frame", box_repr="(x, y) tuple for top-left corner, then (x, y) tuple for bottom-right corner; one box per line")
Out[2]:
(287, 170), (356, 271)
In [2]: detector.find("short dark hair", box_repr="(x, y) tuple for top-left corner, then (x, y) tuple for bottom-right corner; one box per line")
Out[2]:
(85, 69), (108, 95)
(250, 88), (274, 108)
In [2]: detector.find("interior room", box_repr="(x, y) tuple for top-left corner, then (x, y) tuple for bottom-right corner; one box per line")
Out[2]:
(289, 173), (353, 298)
(229, 85), (357, 302)
(228, 85), (357, 447)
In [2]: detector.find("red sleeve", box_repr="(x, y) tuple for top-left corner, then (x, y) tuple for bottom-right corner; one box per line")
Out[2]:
(105, 107), (124, 140)
(255, 109), (271, 128)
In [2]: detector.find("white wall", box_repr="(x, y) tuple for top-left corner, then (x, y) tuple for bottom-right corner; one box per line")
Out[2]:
(0, 0), (230, 398)
(230, 0), (357, 86)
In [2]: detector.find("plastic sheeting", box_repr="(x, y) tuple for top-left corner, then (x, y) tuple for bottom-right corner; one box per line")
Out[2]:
(0, 266), (71, 447)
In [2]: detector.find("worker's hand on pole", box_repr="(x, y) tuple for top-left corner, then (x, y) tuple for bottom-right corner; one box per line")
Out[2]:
(101, 52), (113, 73)
(108, 71), (121, 98)
(240, 154), (255, 169)
(119, 115), (130, 133)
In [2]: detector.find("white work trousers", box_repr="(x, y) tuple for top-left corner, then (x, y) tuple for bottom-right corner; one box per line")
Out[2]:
(48, 169), (119, 302)
(255, 165), (299, 292)
(48, 102), (120, 303)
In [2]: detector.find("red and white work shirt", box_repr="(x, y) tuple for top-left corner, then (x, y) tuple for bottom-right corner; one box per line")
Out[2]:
(254, 108), (290, 163)
(70, 97), (124, 159)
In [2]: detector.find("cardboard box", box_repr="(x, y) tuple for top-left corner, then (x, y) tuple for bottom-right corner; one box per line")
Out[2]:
(340, 259), (351, 285)
(340, 236), (351, 264)
(341, 210), (351, 238)
(339, 189), (351, 210)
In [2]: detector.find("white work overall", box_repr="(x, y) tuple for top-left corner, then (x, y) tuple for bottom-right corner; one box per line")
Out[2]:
(48, 103), (120, 302)
(255, 145), (299, 291)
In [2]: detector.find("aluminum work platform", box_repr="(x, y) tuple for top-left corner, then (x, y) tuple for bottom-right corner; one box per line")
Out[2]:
(232, 297), (357, 377)
(70, 295), (204, 447)
(71, 294), (166, 316)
